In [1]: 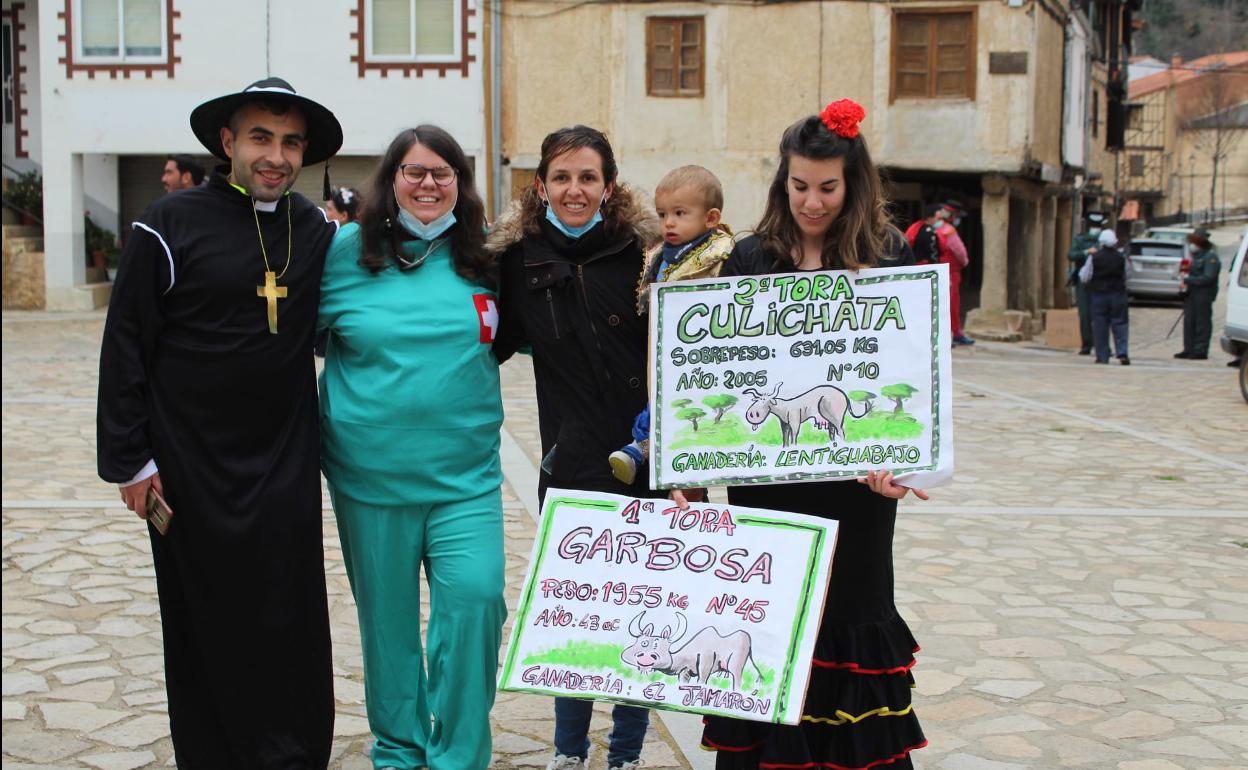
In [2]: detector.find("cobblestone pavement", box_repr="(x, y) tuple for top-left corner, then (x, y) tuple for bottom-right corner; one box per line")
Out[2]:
(3, 299), (1246, 769)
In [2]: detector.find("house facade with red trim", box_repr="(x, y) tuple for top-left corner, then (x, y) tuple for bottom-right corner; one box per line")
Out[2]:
(2, 0), (492, 309)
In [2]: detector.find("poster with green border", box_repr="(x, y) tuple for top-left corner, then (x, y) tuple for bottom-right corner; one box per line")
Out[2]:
(649, 264), (955, 490)
(498, 489), (837, 725)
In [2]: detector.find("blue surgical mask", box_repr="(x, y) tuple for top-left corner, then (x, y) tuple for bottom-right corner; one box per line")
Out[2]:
(544, 193), (606, 239)
(397, 205), (457, 241)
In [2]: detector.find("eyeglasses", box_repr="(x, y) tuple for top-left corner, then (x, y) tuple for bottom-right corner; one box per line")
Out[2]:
(398, 164), (457, 187)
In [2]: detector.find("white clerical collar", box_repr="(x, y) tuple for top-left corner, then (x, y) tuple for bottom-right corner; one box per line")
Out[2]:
(228, 178), (283, 212)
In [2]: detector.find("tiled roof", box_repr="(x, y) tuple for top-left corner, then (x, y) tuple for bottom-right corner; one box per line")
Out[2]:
(1129, 51), (1248, 99)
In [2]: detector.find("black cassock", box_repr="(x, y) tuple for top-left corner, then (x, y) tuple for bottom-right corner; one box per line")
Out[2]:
(98, 171), (337, 768)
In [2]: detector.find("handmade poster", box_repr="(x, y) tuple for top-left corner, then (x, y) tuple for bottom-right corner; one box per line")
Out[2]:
(499, 489), (838, 725)
(649, 264), (954, 489)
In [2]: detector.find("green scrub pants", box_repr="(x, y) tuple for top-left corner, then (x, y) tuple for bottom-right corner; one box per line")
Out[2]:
(332, 486), (507, 770)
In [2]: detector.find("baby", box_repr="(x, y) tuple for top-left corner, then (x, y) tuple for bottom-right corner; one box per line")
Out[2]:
(609, 165), (734, 484)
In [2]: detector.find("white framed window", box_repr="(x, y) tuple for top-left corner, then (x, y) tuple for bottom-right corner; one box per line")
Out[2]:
(366, 0), (460, 63)
(75, 0), (166, 63)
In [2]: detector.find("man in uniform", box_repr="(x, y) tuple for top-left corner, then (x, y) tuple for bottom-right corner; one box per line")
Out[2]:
(97, 78), (342, 768)
(1175, 228), (1222, 360)
(1068, 210), (1107, 355)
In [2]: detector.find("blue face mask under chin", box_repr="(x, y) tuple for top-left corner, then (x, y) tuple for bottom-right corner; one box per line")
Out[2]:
(544, 196), (605, 239)
(394, 189), (457, 241)
(397, 206), (457, 241)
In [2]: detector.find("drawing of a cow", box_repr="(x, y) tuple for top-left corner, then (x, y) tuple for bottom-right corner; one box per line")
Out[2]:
(620, 612), (757, 691)
(743, 383), (867, 447)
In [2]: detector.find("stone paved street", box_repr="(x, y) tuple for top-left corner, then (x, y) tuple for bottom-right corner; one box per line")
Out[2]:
(3, 294), (1246, 769)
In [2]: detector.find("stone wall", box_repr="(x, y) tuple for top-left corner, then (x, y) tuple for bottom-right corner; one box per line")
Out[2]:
(2, 226), (47, 310)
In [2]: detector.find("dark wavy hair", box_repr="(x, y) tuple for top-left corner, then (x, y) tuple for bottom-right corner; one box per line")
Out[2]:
(515, 125), (632, 241)
(357, 125), (493, 284)
(757, 113), (889, 270)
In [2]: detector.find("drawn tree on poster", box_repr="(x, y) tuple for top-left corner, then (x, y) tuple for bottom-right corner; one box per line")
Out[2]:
(678, 407), (707, 432)
(702, 394), (739, 423)
(672, 398), (693, 409)
(848, 390), (876, 414)
(880, 384), (919, 416)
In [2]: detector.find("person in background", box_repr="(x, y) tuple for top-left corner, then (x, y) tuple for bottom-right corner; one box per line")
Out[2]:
(1175, 227), (1221, 361)
(938, 200), (974, 345)
(1079, 228), (1131, 365)
(608, 164), (734, 485)
(903, 203), (944, 266)
(1068, 210), (1108, 355)
(315, 187), (362, 356)
(325, 186), (361, 225)
(160, 153), (205, 193)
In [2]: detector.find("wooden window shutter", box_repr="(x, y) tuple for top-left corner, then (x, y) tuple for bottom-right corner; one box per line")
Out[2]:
(648, 18), (675, 93)
(895, 15), (929, 98)
(647, 17), (704, 97)
(892, 8), (975, 101)
(934, 14), (969, 97)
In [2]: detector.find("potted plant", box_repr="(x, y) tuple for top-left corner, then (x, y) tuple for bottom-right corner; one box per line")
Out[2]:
(4, 170), (43, 226)
(106, 243), (121, 281)
(84, 215), (119, 276)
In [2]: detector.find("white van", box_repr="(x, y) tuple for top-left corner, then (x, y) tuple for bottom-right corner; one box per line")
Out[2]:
(1219, 226), (1248, 402)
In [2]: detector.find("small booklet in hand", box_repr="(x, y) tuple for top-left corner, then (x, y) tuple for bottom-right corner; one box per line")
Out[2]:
(146, 487), (173, 536)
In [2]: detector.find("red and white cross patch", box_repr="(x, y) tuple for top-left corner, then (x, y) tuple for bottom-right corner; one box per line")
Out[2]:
(473, 293), (499, 344)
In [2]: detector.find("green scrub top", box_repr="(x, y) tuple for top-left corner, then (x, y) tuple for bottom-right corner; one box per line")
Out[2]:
(318, 223), (504, 505)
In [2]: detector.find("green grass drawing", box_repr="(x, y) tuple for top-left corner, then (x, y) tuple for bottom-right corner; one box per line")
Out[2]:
(523, 639), (776, 693)
(669, 411), (924, 449)
(844, 412), (926, 441)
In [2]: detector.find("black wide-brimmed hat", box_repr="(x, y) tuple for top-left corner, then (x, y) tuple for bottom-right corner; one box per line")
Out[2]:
(190, 77), (343, 166)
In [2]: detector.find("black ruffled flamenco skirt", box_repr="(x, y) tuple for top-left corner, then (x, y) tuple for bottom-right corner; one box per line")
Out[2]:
(701, 611), (926, 770)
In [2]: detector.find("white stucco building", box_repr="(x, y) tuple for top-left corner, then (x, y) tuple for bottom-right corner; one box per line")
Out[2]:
(2, 0), (495, 309)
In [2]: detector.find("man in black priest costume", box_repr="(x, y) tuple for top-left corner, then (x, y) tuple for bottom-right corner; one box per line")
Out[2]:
(97, 78), (343, 768)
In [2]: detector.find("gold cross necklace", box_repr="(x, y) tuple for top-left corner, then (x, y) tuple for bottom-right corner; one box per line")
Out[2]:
(251, 198), (293, 334)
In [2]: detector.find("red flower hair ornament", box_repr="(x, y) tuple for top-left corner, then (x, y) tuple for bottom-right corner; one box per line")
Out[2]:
(820, 99), (866, 139)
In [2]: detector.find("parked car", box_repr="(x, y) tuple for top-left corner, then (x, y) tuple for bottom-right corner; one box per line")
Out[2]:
(1142, 225), (1195, 243)
(1126, 238), (1187, 299)
(1218, 227), (1248, 403)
